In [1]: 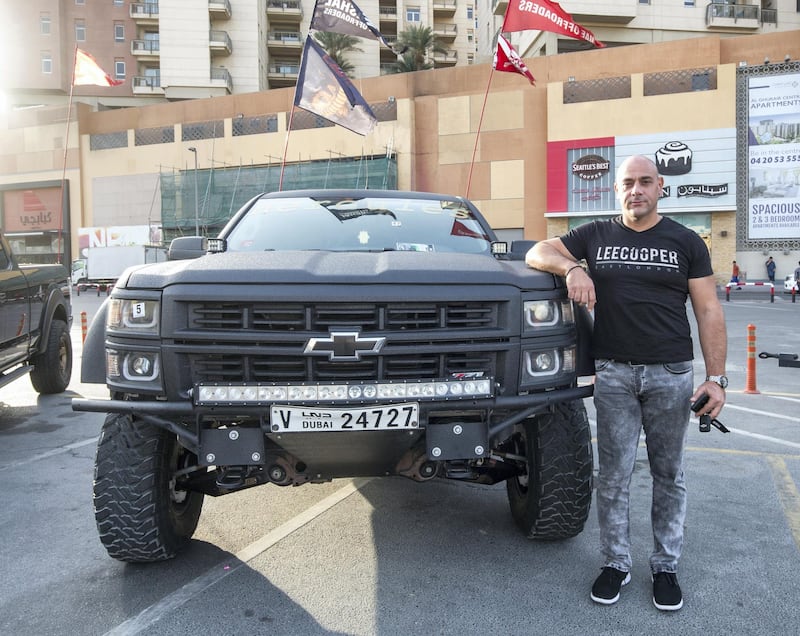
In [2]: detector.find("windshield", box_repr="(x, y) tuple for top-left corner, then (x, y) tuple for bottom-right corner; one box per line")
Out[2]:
(223, 196), (494, 254)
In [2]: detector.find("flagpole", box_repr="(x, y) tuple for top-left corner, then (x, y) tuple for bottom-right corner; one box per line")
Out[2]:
(57, 44), (80, 265)
(466, 66), (495, 200)
(279, 105), (296, 191)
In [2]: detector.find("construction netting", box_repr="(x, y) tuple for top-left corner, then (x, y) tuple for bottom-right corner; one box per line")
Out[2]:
(159, 154), (397, 238)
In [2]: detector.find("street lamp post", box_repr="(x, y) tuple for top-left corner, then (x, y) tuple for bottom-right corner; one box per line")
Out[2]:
(187, 147), (199, 236)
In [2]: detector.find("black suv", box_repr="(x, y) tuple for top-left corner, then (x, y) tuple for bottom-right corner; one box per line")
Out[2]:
(74, 190), (594, 562)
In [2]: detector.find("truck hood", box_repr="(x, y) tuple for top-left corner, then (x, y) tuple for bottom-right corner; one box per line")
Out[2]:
(119, 250), (560, 291)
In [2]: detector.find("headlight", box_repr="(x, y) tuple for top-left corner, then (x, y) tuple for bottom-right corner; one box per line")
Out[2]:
(106, 349), (161, 382)
(523, 299), (574, 331)
(520, 345), (577, 386)
(107, 298), (160, 334)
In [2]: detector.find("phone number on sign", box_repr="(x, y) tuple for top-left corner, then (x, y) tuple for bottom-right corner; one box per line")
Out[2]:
(750, 153), (800, 165)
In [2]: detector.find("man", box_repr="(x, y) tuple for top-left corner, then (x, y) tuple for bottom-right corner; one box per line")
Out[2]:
(526, 155), (727, 611)
(765, 256), (776, 283)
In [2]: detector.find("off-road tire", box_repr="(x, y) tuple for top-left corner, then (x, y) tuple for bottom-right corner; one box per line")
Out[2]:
(94, 413), (204, 562)
(30, 318), (72, 394)
(506, 399), (593, 539)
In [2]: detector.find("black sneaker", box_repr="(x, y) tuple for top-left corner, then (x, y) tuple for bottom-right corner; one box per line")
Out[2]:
(652, 572), (683, 611)
(590, 567), (631, 605)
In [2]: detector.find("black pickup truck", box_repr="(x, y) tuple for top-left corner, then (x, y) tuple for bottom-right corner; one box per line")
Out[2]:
(0, 232), (73, 394)
(74, 189), (595, 562)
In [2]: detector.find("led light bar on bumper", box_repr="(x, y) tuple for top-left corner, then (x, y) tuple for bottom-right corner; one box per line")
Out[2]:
(195, 378), (494, 406)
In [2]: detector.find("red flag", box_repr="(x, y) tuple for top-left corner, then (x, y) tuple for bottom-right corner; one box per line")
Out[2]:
(74, 48), (123, 86)
(502, 1), (605, 48)
(493, 35), (535, 85)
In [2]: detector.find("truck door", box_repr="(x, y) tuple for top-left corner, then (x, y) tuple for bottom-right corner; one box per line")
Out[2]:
(0, 239), (31, 368)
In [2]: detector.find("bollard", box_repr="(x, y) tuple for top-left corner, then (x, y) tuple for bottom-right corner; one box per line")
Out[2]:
(81, 311), (88, 344)
(770, 284), (774, 303)
(744, 323), (759, 394)
(793, 287), (796, 304)
(725, 285), (730, 302)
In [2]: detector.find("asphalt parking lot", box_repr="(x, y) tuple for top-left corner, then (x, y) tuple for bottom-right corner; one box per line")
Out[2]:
(0, 290), (799, 635)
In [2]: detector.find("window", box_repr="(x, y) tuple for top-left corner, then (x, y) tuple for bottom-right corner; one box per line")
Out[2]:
(113, 0), (124, 5)
(684, 0), (695, 5)
(41, 52), (52, 74)
(75, 0), (85, 4)
(75, 20), (86, 42)
(40, 13), (51, 35)
(115, 60), (126, 80)
(114, 23), (125, 42)
(467, 5), (473, 19)
(406, 7), (420, 22)
(639, 0), (650, 4)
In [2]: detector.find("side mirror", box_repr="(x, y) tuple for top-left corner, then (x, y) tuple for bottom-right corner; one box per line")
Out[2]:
(167, 236), (206, 260)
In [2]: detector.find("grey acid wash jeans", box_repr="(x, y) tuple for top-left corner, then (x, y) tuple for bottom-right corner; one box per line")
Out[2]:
(593, 358), (694, 575)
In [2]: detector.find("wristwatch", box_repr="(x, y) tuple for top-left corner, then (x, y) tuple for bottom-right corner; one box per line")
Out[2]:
(706, 375), (728, 389)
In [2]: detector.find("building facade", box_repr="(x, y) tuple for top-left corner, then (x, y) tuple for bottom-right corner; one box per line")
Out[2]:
(1, 0), (479, 108)
(482, 1), (800, 61)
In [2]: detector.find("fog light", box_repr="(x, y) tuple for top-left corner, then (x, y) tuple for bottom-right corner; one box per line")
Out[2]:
(130, 355), (152, 376)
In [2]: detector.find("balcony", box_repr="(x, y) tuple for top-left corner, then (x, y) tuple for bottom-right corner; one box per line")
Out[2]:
(379, 6), (398, 23)
(266, 0), (302, 22)
(705, 3), (761, 30)
(492, 0), (508, 17)
(433, 51), (458, 67)
(433, 23), (457, 41)
(210, 67), (233, 93)
(132, 75), (164, 95)
(208, 0), (231, 19)
(267, 30), (303, 54)
(130, 2), (159, 25)
(131, 39), (160, 59)
(433, 0), (457, 17)
(210, 30), (233, 55)
(268, 62), (300, 88)
(568, 1), (638, 24)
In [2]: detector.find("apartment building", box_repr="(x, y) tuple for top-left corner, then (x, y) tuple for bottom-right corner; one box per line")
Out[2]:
(1, 0), (477, 108)
(482, 1), (800, 61)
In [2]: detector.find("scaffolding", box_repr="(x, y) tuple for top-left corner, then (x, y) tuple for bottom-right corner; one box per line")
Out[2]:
(160, 154), (397, 238)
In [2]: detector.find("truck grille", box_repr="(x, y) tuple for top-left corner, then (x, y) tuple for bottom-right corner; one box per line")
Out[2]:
(189, 301), (499, 331)
(189, 350), (500, 383)
(171, 300), (509, 385)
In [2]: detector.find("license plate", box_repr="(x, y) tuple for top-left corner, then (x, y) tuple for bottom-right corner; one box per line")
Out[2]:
(270, 403), (419, 433)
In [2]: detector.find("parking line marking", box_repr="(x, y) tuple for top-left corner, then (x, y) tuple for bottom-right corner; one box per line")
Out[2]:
(0, 437), (97, 471)
(104, 477), (372, 636)
(766, 456), (800, 552)
(723, 403), (800, 424)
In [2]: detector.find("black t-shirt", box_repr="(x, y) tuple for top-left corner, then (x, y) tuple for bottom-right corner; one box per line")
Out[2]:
(560, 216), (713, 364)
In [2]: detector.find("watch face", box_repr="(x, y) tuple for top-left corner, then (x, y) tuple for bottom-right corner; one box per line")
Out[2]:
(709, 375), (728, 388)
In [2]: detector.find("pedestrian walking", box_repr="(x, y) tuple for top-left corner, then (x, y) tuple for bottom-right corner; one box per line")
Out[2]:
(526, 155), (727, 612)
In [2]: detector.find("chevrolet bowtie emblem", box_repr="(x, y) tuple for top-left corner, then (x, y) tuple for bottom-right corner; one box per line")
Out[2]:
(304, 331), (386, 361)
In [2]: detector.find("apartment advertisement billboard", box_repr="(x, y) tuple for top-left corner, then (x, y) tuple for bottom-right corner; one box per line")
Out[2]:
(746, 71), (800, 240)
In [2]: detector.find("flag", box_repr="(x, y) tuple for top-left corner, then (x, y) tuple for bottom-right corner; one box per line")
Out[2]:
(493, 35), (535, 85)
(294, 37), (377, 136)
(310, 0), (405, 54)
(73, 48), (123, 86)
(502, 0), (605, 48)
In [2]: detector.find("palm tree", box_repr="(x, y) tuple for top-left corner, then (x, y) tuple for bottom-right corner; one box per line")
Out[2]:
(388, 25), (447, 73)
(313, 32), (363, 77)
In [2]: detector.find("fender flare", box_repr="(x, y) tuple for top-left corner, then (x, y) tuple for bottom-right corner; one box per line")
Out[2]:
(35, 287), (72, 356)
(80, 299), (110, 384)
